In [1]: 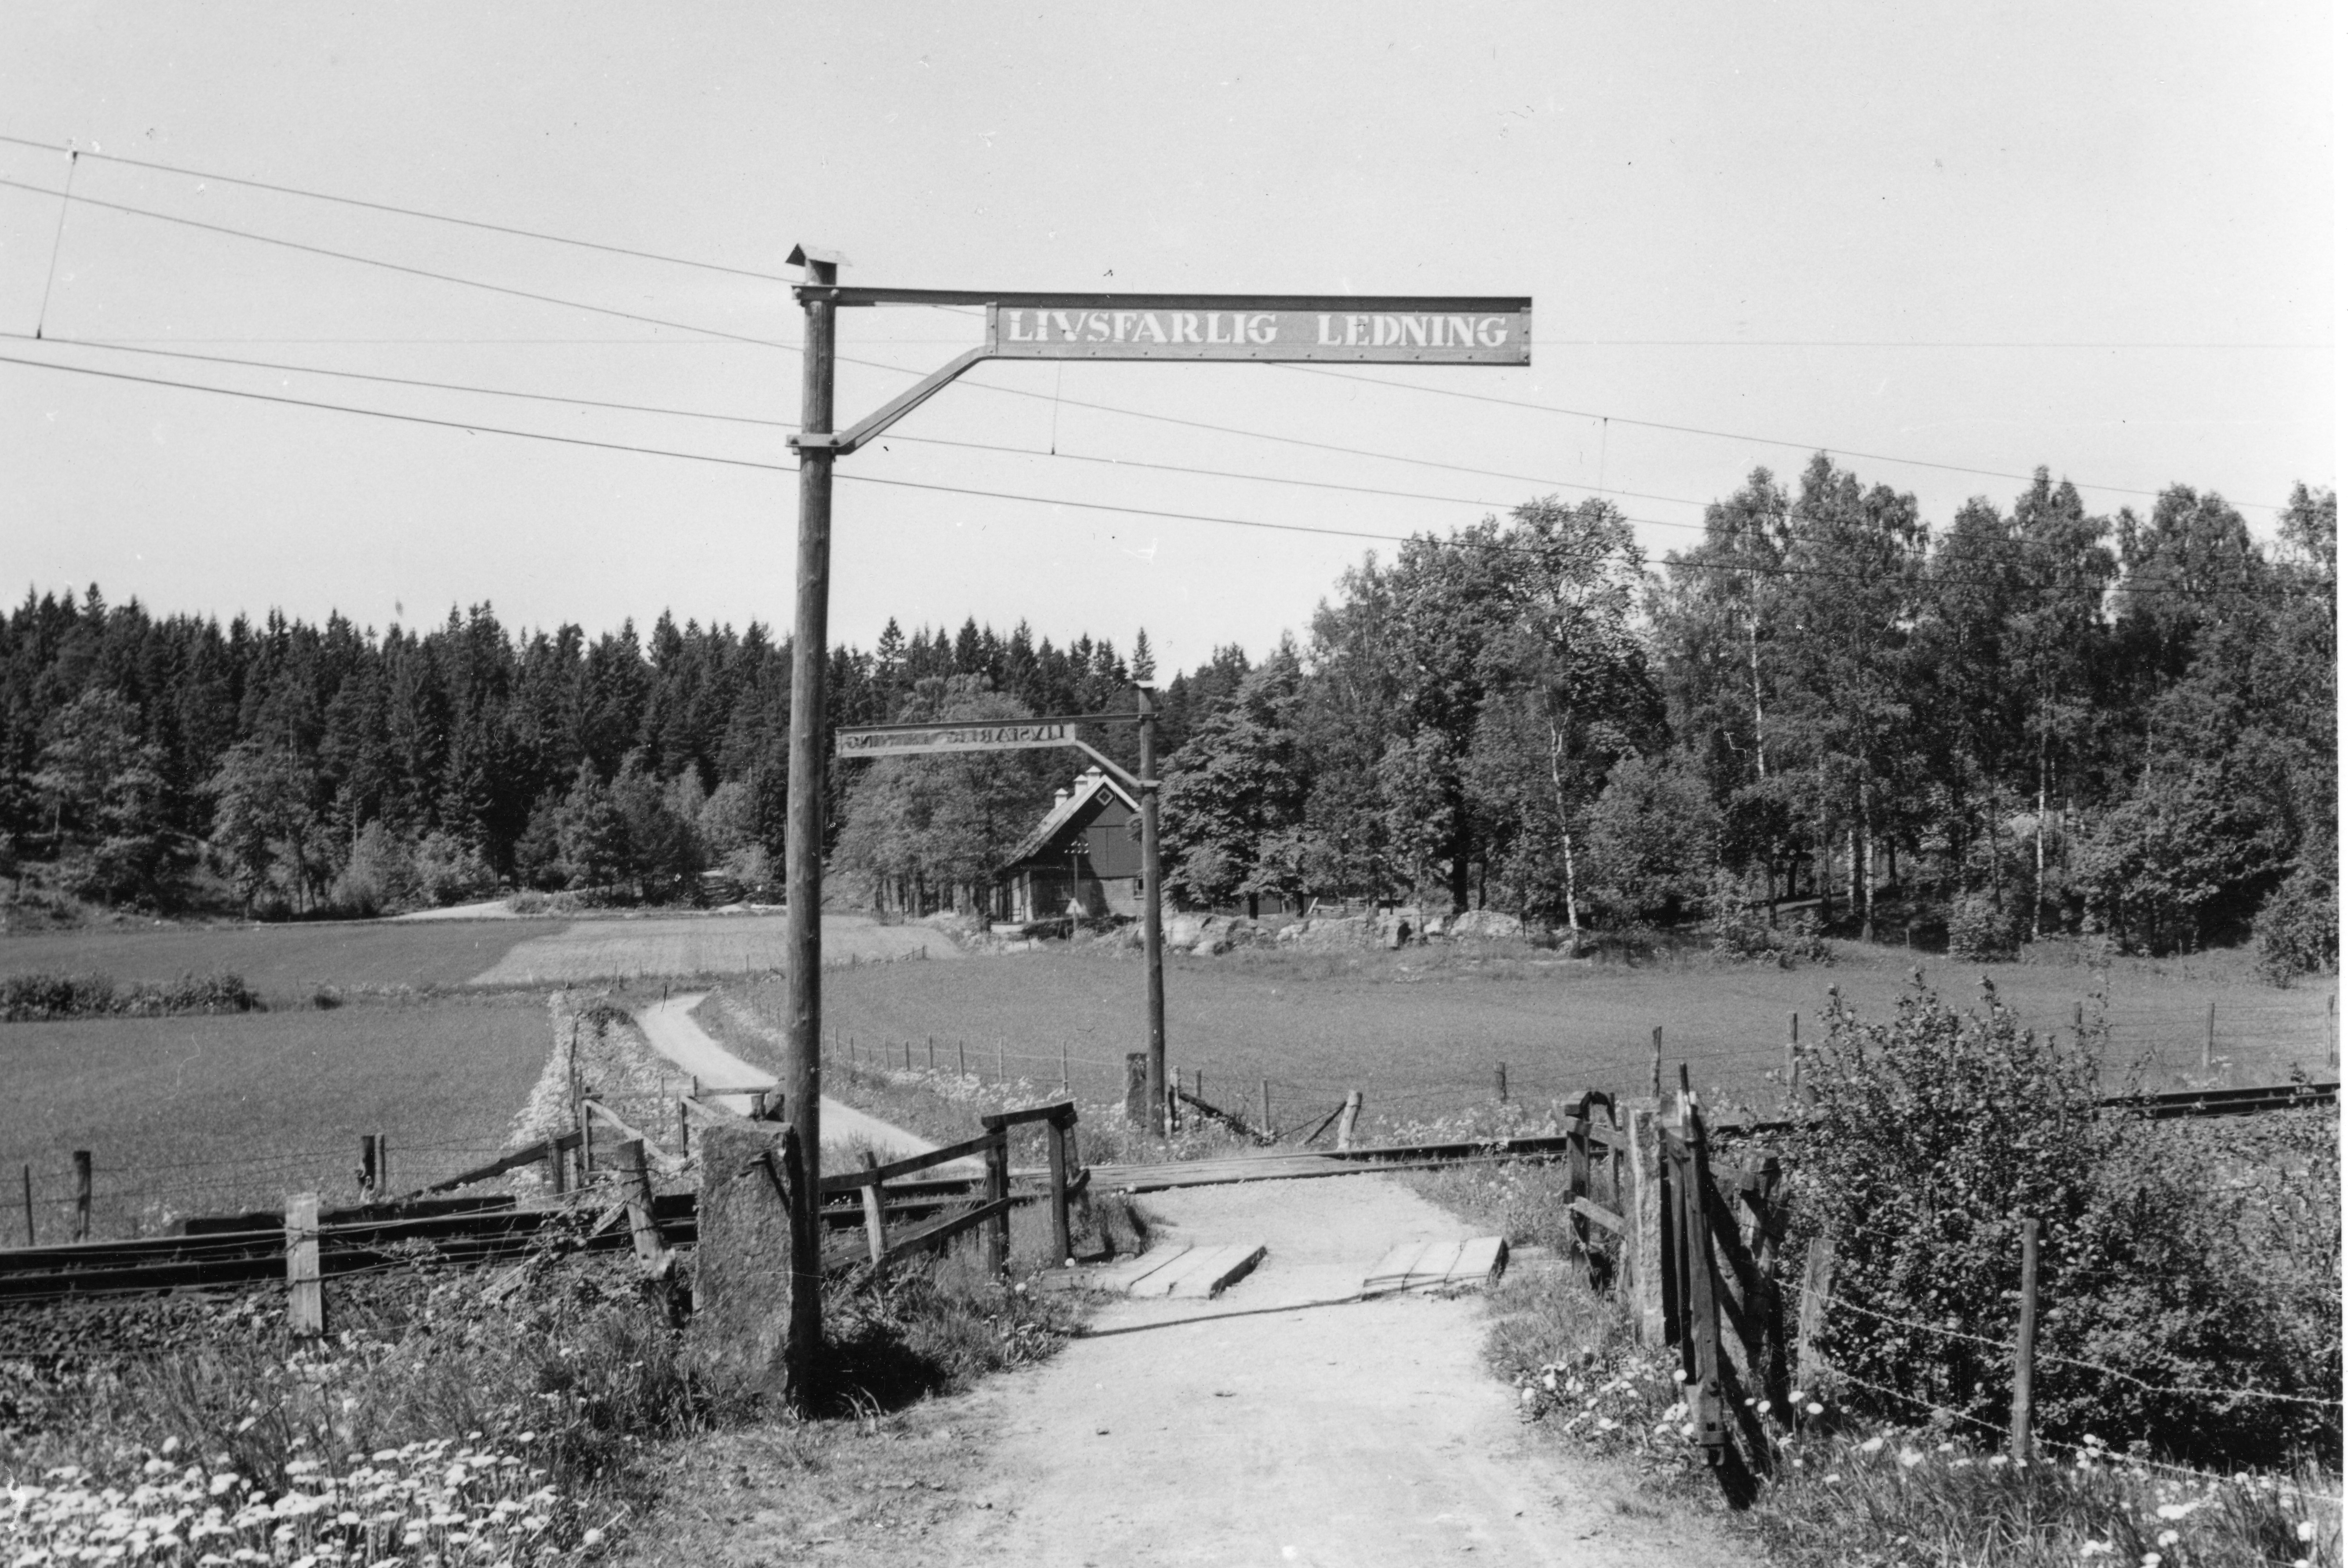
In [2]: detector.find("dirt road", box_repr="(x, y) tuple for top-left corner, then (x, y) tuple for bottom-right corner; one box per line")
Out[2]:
(632, 992), (982, 1173)
(933, 1175), (1741, 1567)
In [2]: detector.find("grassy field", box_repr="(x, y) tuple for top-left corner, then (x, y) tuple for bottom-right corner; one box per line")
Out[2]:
(463, 913), (949, 985)
(0, 993), (553, 1235)
(0, 919), (560, 1000)
(728, 939), (2338, 1137)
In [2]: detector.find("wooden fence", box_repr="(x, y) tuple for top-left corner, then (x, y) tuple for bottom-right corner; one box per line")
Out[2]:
(0, 1097), (1092, 1314)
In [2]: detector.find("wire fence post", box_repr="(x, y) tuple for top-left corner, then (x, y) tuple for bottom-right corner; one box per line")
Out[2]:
(2010, 1217), (2040, 1462)
(71, 1151), (90, 1242)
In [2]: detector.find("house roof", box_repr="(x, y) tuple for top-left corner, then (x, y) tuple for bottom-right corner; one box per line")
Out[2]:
(1001, 767), (1141, 870)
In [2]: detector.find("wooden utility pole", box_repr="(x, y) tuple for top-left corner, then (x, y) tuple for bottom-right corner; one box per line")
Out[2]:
(1138, 683), (1167, 1133)
(781, 241), (843, 1410)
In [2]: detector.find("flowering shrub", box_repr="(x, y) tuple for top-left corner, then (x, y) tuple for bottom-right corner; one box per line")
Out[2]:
(3, 1435), (579, 1567)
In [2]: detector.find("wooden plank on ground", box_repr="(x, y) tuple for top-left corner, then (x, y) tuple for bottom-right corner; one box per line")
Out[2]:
(1361, 1240), (1436, 1297)
(1157, 1243), (1269, 1299)
(1401, 1240), (1466, 1292)
(1447, 1236), (1509, 1289)
(1091, 1243), (1191, 1294)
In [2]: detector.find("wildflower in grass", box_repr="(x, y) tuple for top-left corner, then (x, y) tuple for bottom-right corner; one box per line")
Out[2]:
(1897, 1448), (1923, 1468)
(1858, 1436), (1885, 1455)
(2297, 1521), (2318, 1542)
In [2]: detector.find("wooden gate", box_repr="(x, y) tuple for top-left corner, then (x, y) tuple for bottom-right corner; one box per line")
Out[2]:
(1656, 1103), (1789, 1508)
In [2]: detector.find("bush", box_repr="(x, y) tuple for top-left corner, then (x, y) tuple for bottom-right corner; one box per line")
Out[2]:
(2254, 863), (2338, 985)
(0, 970), (258, 1021)
(1948, 890), (2030, 960)
(1705, 874), (1831, 967)
(1790, 981), (2340, 1469)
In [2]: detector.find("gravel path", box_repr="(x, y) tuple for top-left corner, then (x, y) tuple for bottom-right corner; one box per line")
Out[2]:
(632, 992), (982, 1173)
(932, 1175), (1744, 1567)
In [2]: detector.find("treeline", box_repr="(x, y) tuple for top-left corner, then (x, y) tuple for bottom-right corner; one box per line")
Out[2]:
(4, 453), (2335, 974)
(1147, 459), (2335, 973)
(0, 591), (1153, 916)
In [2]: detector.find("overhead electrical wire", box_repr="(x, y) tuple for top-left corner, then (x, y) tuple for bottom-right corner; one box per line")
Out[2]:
(0, 129), (796, 283)
(1, 348), (2316, 603)
(1274, 364), (2290, 510)
(0, 165), (2295, 518)
(0, 174), (795, 350)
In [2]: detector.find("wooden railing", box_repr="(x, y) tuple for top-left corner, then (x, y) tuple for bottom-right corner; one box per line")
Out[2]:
(816, 1098), (1086, 1277)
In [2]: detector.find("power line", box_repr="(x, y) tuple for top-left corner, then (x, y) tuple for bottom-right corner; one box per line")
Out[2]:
(11, 333), (795, 431)
(4, 165), (2301, 524)
(2, 348), (2319, 604)
(0, 130), (796, 284)
(0, 174), (793, 350)
(0, 348), (794, 474)
(1272, 364), (2292, 514)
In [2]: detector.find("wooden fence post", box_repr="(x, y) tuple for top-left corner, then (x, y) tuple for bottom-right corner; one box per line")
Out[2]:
(378, 1132), (389, 1195)
(1794, 1234), (1836, 1395)
(19, 1164), (32, 1246)
(2330, 989), (2338, 1069)
(618, 1140), (665, 1262)
(2011, 1218), (2040, 1461)
(285, 1193), (323, 1337)
(2204, 1000), (2216, 1074)
(1651, 1026), (1664, 1100)
(1064, 1046), (1072, 1095)
(1125, 1053), (1150, 1128)
(678, 1097), (691, 1158)
(998, 1041), (1006, 1083)
(1625, 1106), (1666, 1345)
(981, 1130), (1010, 1275)
(547, 1131), (566, 1195)
(1565, 1107), (1592, 1275)
(858, 1151), (886, 1268)
(1785, 1013), (1800, 1100)
(72, 1151), (91, 1242)
(1336, 1090), (1363, 1152)
(1260, 1078), (1273, 1137)
(1495, 1062), (1508, 1104)
(359, 1134), (378, 1196)
(1046, 1110), (1073, 1265)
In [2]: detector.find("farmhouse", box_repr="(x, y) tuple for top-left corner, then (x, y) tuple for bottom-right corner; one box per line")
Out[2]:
(993, 766), (1144, 923)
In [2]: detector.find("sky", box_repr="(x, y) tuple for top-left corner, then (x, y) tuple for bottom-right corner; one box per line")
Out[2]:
(0, 2), (2334, 672)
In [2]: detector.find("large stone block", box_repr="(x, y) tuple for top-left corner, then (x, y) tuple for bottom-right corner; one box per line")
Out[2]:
(692, 1121), (804, 1399)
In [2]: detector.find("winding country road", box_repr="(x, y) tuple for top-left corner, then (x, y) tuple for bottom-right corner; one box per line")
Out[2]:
(631, 992), (983, 1175)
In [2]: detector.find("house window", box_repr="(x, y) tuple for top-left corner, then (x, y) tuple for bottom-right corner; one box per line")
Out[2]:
(1131, 878), (1143, 896)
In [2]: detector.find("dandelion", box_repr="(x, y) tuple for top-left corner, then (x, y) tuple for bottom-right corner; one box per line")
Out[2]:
(1858, 1436), (1886, 1455)
(581, 1527), (605, 1549)
(1805, 1402), (1824, 1416)
(1897, 1449), (1923, 1469)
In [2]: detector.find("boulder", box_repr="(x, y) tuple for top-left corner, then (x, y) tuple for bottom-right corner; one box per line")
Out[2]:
(1378, 906), (1428, 948)
(1279, 915), (1376, 951)
(1164, 912), (1208, 950)
(1448, 909), (1525, 942)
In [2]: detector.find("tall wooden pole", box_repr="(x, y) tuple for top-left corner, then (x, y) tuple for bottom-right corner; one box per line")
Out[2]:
(1138, 684), (1167, 1134)
(783, 244), (840, 1409)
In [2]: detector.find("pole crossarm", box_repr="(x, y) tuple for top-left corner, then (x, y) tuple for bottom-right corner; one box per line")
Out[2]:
(801, 287), (1531, 313)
